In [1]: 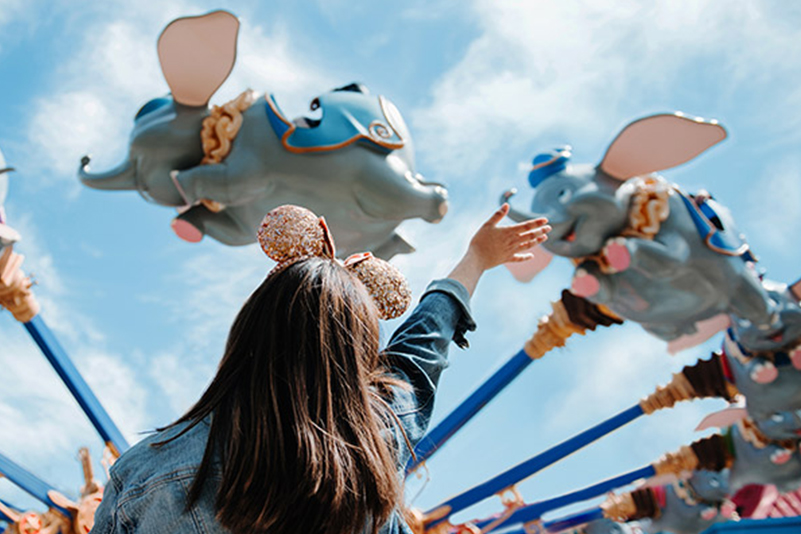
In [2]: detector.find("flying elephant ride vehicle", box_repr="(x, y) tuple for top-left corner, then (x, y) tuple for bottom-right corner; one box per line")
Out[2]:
(78, 10), (449, 259)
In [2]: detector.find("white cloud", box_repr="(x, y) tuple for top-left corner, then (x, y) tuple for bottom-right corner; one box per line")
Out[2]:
(23, 2), (334, 186)
(748, 155), (801, 254)
(545, 329), (697, 432)
(0, 333), (90, 461)
(0, 196), (149, 494)
(142, 245), (266, 414)
(0, 0), (25, 28)
(412, 0), (801, 176)
(223, 21), (334, 113)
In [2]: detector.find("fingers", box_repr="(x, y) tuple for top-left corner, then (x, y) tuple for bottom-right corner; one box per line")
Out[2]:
(510, 217), (549, 232)
(505, 224), (550, 244)
(508, 252), (535, 263)
(519, 224), (551, 238)
(516, 233), (548, 250)
(485, 203), (510, 227)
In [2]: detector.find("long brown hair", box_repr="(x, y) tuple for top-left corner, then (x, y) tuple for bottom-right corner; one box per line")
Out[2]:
(161, 258), (407, 534)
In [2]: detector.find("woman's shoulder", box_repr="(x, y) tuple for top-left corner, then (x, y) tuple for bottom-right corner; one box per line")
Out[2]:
(110, 419), (214, 492)
(93, 420), (228, 533)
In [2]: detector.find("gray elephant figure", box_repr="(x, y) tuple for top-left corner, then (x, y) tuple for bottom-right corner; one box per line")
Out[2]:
(0, 147), (19, 252)
(79, 11), (448, 259)
(721, 279), (801, 440)
(503, 114), (774, 345)
(643, 470), (735, 534)
(727, 418), (801, 494)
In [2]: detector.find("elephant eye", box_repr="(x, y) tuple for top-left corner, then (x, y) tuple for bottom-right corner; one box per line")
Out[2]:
(310, 98), (320, 111)
(558, 189), (572, 203)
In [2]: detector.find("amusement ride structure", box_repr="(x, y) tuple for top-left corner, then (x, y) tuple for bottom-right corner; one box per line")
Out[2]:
(1, 9), (799, 534)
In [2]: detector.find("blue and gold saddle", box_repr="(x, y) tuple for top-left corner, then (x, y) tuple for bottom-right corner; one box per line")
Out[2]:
(678, 192), (753, 260)
(265, 88), (406, 154)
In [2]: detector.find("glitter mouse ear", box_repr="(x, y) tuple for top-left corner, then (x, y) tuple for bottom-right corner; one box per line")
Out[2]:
(345, 252), (411, 320)
(258, 205), (335, 265)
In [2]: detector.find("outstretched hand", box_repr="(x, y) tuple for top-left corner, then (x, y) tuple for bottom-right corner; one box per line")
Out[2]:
(447, 204), (550, 296)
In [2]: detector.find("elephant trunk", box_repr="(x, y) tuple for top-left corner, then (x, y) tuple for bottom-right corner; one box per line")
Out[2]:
(78, 156), (137, 191)
(500, 188), (541, 223)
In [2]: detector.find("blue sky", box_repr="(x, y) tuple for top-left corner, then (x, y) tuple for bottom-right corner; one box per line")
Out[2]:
(1, 0), (801, 527)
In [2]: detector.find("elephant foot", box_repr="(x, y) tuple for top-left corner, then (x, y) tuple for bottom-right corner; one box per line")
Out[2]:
(601, 237), (630, 273)
(700, 507), (718, 521)
(750, 360), (778, 384)
(770, 448), (792, 465)
(171, 218), (203, 243)
(719, 501), (737, 519)
(571, 268), (600, 298)
(791, 346), (801, 370)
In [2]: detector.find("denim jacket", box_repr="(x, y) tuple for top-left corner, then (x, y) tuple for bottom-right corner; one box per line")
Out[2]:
(91, 279), (476, 534)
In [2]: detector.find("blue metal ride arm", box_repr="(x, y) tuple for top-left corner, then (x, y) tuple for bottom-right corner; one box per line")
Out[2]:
(407, 349), (534, 475)
(500, 508), (606, 534)
(23, 315), (129, 455)
(476, 465), (655, 532)
(424, 404), (645, 527)
(0, 452), (72, 517)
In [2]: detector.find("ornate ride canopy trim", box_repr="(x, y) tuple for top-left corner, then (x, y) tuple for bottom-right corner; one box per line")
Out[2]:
(639, 372), (696, 415)
(524, 291), (622, 360)
(652, 434), (735, 479)
(524, 297), (587, 360)
(639, 355), (739, 414)
(602, 487), (661, 522)
(653, 445), (700, 476)
(601, 492), (639, 522)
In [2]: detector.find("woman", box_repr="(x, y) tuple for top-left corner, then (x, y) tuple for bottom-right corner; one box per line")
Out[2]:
(91, 204), (549, 534)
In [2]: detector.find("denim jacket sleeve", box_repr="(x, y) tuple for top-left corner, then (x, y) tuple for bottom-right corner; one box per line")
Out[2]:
(90, 469), (124, 534)
(380, 279), (476, 462)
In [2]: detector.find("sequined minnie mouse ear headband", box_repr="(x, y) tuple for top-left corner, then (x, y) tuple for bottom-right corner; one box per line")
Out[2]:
(258, 205), (411, 320)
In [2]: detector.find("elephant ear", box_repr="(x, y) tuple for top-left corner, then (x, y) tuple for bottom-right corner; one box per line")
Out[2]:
(667, 314), (730, 354)
(599, 113), (727, 180)
(157, 11), (240, 107)
(790, 277), (801, 302)
(695, 404), (749, 431)
(504, 246), (553, 283)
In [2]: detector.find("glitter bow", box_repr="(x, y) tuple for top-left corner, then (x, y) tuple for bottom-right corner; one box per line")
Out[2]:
(258, 205), (411, 320)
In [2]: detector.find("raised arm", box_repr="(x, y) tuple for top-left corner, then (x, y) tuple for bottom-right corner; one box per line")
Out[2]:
(381, 204), (549, 454)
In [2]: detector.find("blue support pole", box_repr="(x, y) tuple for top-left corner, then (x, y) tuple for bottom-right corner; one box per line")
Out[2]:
(475, 465), (655, 532)
(407, 349), (534, 475)
(0, 452), (72, 517)
(23, 315), (129, 456)
(424, 404), (645, 527)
